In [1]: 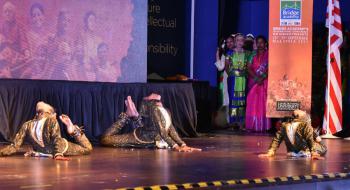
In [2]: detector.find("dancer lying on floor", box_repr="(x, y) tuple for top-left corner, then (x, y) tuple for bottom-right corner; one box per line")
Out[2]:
(0, 101), (92, 161)
(259, 109), (327, 160)
(101, 94), (201, 152)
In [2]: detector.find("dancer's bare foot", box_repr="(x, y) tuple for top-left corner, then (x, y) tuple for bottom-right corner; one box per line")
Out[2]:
(144, 93), (161, 101)
(125, 96), (139, 117)
(129, 97), (139, 116)
(59, 114), (75, 135)
(144, 93), (163, 106)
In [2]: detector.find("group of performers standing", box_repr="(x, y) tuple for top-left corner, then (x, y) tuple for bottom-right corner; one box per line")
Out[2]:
(215, 33), (270, 132)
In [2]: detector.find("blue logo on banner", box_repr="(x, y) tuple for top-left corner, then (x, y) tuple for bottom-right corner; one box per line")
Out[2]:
(281, 8), (301, 19)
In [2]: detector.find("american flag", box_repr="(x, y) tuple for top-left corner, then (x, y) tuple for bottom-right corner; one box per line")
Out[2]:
(323, 0), (343, 134)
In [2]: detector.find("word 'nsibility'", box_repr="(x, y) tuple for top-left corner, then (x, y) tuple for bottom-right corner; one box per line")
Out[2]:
(148, 43), (178, 56)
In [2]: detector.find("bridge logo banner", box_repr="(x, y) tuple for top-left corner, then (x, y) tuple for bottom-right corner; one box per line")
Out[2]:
(267, 0), (313, 117)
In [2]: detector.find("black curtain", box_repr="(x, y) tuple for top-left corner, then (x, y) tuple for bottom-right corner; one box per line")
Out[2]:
(0, 79), (198, 143)
(218, 0), (241, 41)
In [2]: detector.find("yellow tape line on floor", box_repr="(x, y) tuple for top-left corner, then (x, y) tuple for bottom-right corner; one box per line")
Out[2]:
(115, 172), (350, 190)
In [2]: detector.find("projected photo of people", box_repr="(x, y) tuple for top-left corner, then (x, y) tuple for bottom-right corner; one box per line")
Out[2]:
(22, 3), (50, 79)
(0, 0), (147, 83)
(0, 2), (30, 78)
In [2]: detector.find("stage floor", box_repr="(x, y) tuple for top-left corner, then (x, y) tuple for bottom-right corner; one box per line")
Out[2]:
(0, 133), (350, 189)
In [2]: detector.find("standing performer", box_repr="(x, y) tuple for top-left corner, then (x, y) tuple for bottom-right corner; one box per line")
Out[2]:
(258, 110), (326, 159)
(214, 34), (235, 126)
(101, 94), (201, 152)
(246, 36), (271, 132)
(0, 101), (93, 160)
(225, 33), (253, 129)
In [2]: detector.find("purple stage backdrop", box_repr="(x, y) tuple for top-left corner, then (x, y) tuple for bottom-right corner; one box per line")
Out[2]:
(0, 0), (147, 82)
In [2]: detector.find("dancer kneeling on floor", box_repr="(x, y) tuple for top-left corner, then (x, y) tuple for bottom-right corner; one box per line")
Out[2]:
(259, 109), (327, 160)
(100, 94), (201, 152)
(0, 101), (93, 161)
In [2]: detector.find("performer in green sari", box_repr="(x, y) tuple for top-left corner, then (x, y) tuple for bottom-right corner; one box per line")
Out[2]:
(225, 33), (253, 129)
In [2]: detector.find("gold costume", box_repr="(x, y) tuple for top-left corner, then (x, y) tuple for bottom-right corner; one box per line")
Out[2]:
(267, 121), (327, 156)
(0, 117), (92, 158)
(101, 101), (186, 149)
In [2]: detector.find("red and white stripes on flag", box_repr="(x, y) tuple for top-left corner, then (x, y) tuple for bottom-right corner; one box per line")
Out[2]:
(323, 0), (343, 134)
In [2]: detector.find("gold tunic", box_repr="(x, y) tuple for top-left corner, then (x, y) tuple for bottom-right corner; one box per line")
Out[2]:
(267, 121), (327, 156)
(101, 107), (186, 149)
(0, 116), (92, 157)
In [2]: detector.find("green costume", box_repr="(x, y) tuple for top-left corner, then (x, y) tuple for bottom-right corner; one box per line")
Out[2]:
(226, 51), (253, 125)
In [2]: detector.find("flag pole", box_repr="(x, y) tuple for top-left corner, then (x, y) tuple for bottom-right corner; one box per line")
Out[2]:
(321, 0), (339, 139)
(321, 51), (339, 139)
(321, 42), (339, 139)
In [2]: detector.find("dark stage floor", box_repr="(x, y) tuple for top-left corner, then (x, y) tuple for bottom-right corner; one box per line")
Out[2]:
(1, 134), (350, 189)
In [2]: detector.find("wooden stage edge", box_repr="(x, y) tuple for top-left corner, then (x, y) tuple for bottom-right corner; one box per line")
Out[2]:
(1, 133), (350, 189)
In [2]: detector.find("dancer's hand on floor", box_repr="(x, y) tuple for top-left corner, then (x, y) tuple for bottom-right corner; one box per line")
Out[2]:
(54, 156), (70, 161)
(311, 153), (324, 160)
(258, 153), (274, 158)
(174, 145), (202, 152)
(182, 146), (202, 152)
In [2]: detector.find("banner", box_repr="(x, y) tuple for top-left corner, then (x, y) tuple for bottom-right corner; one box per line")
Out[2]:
(147, 0), (187, 78)
(267, 0), (313, 117)
(0, 0), (147, 83)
